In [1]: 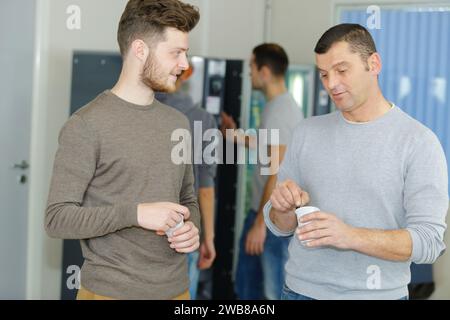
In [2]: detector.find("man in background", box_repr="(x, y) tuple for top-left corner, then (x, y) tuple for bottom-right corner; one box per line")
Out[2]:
(221, 43), (304, 300)
(157, 65), (217, 299)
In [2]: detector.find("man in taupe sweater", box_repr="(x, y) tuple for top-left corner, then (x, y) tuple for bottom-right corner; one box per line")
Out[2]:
(45, 0), (201, 300)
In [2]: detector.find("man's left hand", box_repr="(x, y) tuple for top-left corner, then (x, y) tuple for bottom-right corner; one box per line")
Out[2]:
(296, 211), (357, 250)
(168, 221), (200, 253)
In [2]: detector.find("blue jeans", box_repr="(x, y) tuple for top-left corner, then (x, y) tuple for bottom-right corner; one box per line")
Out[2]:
(188, 250), (200, 300)
(281, 284), (410, 300)
(235, 210), (291, 300)
(281, 284), (315, 300)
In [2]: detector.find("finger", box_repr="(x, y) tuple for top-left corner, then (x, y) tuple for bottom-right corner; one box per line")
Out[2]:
(300, 191), (310, 206)
(271, 195), (291, 213)
(246, 236), (254, 255)
(270, 195), (283, 212)
(253, 241), (262, 256)
(170, 211), (184, 223)
(198, 258), (207, 270)
(175, 240), (200, 253)
(208, 248), (216, 261)
(277, 197), (291, 211)
(199, 249), (215, 267)
(170, 224), (198, 243)
(166, 204), (190, 220)
(298, 228), (331, 242)
(245, 236), (252, 255)
(170, 227), (198, 243)
(176, 244), (200, 254)
(248, 241), (256, 256)
(273, 189), (291, 211)
(299, 211), (328, 224)
(304, 236), (332, 248)
(171, 235), (200, 250)
(288, 183), (303, 208)
(160, 224), (170, 232)
(279, 184), (295, 206)
(166, 216), (179, 229)
(296, 221), (329, 234)
(171, 221), (194, 237)
(199, 258), (213, 270)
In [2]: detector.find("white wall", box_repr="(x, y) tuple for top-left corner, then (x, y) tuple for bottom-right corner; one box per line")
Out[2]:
(270, 0), (332, 65)
(28, 0), (266, 300)
(199, 0), (266, 59)
(28, 0), (130, 300)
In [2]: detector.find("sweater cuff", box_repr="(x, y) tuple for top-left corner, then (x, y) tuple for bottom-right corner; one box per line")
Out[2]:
(263, 201), (296, 237)
(116, 203), (139, 229)
(406, 227), (425, 264)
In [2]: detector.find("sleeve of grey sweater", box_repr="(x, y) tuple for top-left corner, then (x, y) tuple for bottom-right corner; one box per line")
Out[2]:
(45, 115), (138, 239)
(404, 130), (449, 264)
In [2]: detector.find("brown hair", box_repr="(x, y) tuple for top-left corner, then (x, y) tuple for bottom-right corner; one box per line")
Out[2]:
(315, 24), (377, 68)
(252, 43), (289, 77)
(117, 0), (200, 57)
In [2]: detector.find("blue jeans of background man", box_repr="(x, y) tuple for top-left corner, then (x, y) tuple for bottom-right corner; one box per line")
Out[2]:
(235, 209), (291, 300)
(188, 250), (200, 299)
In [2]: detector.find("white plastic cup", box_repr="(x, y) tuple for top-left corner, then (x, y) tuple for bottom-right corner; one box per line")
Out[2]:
(165, 214), (185, 238)
(295, 206), (320, 245)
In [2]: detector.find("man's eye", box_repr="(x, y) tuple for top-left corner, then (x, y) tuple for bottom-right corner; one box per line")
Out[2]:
(338, 69), (347, 74)
(320, 73), (328, 78)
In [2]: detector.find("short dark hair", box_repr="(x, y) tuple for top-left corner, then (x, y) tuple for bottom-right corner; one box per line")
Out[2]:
(252, 43), (289, 77)
(314, 24), (377, 65)
(118, 0), (200, 57)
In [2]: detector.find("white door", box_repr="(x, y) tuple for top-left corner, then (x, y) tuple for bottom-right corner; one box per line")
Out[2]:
(0, 0), (35, 299)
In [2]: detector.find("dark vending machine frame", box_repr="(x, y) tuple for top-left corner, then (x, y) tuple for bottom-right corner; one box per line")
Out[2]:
(211, 60), (243, 300)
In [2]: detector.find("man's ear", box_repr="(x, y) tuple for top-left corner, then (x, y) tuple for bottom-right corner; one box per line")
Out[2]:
(130, 39), (149, 63)
(368, 52), (382, 75)
(260, 65), (272, 81)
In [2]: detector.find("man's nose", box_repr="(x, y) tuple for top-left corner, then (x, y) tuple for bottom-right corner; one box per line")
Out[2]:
(327, 73), (339, 91)
(179, 53), (189, 70)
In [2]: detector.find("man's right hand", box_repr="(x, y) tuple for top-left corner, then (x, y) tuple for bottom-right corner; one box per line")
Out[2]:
(137, 202), (190, 232)
(270, 180), (310, 214)
(245, 218), (267, 256)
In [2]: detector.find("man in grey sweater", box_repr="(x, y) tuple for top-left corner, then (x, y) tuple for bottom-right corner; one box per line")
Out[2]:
(45, 0), (201, 300)
(264, 24), (448, 300)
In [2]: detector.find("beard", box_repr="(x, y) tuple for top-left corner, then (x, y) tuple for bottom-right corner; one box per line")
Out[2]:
(141, 54), (176, 93)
